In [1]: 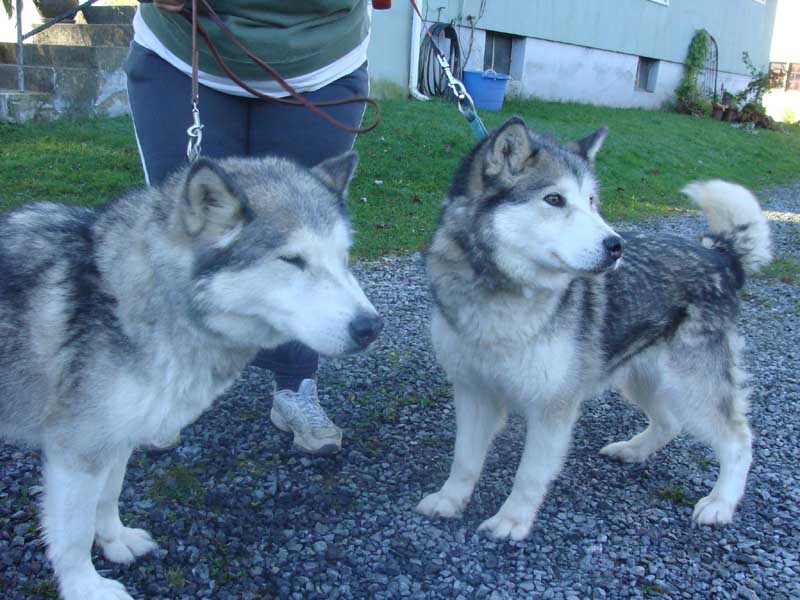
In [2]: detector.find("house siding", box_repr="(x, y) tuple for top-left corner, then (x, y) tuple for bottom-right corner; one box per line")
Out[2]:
(368, 0), (777, 108)
(436, 0), (776, 75)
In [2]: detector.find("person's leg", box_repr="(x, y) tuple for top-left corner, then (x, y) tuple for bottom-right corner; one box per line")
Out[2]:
(251, 343), (319, 392)
(124, 42), (249, 186)
(247, 63), (369, 453)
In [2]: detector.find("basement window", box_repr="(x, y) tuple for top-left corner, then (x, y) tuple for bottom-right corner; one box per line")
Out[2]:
(483, 31), (512, 75)
(635, 57), (660, 92)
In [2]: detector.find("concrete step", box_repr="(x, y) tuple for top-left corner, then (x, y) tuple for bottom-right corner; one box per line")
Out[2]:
(30, 23), (133, 46)
(0, 64), (104, 94)
(0, 63), (128, 121)
(81, 5), (136, 25)
(0, 90), (59, 123)
(0, 65), (56, 93)
(0, 43), (129, 69)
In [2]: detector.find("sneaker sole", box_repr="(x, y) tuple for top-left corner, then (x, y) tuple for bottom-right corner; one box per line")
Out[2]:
(270, 407), (342, 455)
(292, 439), (341, 456)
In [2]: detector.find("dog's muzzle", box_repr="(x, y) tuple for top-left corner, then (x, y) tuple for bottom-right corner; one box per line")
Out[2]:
(349, 313), (384, 349)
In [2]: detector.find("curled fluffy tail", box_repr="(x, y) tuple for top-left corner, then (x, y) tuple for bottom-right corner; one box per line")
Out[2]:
(682, 180), (772, 275)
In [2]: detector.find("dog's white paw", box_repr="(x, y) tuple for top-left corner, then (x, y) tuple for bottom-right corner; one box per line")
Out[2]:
(98, 527), (158, 564)
(416, 491), (466, 518)
(692, 494), (735, 525)
(478, 512), (533, 541)
(60, 570), (134, 600)
(599, 440), (649, 463)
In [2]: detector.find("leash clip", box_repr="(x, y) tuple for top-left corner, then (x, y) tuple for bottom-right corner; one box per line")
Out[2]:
(436, 54), (465, 100)
(186, 103), (204, 163)
(434, 53), (478, 117)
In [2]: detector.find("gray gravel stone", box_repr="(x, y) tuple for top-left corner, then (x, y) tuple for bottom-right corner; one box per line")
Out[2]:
(1, 184), (798, 598)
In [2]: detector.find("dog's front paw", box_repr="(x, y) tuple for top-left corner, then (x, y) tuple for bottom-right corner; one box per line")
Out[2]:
(599, 440), (649, 463)
(478, 511), (533, 541)
(60, 570), (134, 600)
(692, 494), (735, 525)
(416, 490), (466, 518)
(98, 527), (158, 564)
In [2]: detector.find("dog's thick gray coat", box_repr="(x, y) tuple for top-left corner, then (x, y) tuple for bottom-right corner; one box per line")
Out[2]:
(417, 117), (771, 540)
(0, 153), (380, 600)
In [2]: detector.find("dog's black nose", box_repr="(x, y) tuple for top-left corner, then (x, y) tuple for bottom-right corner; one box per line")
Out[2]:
(349, 314), (384, 348)
(603, 235), (625, 260)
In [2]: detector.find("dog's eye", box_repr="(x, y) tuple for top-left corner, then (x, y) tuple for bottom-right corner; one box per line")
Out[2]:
(279, 255), (307, 270)
(543, 194), (566, 208)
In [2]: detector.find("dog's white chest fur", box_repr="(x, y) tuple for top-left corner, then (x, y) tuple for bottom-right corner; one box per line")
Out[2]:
(106, 343), (243, 448)
(431, 298), (579, 408)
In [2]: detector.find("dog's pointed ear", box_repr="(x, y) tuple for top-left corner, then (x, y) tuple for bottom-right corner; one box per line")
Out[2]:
(485, 116), (535, 178)
(312, 151), (359, 198)
(182, 158), (253, 238)
(568, 126), (608, 163)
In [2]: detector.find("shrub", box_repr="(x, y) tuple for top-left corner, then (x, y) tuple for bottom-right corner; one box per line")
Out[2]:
(675, 30), (712, 115)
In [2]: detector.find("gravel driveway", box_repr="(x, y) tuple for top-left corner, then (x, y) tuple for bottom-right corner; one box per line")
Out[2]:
(1, 184), (798, 600)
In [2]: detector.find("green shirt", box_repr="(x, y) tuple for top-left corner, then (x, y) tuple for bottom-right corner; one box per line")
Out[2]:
(140, 1), (370, 81)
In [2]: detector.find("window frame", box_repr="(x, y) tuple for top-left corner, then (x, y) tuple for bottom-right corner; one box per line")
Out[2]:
(635, 57), (660, 93)
(787, 63), (800, 92)
(769, 62), (788, 89)
(483, 31), (514, 76)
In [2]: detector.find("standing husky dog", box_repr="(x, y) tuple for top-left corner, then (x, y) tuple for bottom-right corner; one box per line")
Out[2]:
(417, 117), (771, 540)
(0, 152), (382, 600)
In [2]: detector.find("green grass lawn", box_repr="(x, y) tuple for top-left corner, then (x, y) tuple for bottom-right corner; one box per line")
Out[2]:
(1, 98), (799, 257)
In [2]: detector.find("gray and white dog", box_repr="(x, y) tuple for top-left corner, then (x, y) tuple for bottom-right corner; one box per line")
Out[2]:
(416, 117), (771, 540)
(0, 152), (382, 600)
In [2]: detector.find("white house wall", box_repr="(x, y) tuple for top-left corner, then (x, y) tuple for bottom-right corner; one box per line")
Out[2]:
(502, 36), (749, 108)
(437, 0), (777, 76)
(367, 1), (775, 109)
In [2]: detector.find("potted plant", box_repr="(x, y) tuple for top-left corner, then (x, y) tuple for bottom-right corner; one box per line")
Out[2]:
(2, 0), (81, 23)
(32, 0), (80, 23)
(721, 90), (735, 106)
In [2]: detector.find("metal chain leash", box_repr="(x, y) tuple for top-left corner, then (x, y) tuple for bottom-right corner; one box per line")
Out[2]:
(186, 0), (203, 162)
(409, 0), (488, 141)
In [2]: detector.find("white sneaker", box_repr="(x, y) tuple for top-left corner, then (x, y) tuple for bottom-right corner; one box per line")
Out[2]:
(270, 379), (342, 455)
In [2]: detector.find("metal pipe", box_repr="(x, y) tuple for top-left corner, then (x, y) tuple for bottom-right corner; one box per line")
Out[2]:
(408, 0), (430, 101)
(16, 0), (23, 92)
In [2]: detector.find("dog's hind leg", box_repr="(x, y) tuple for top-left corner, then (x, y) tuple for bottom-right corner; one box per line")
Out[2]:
(95, 448), (158, 564)
(416, 381), (506, 519)
(600, 363), (682, 463)
(42, 450), (134, 600)
(478, 399), (579, 541)
(689, 413), (752, 525)
(684, 335), (752, 525)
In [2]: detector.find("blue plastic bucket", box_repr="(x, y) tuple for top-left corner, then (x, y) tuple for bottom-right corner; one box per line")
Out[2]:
(462, 70), (511, 111)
